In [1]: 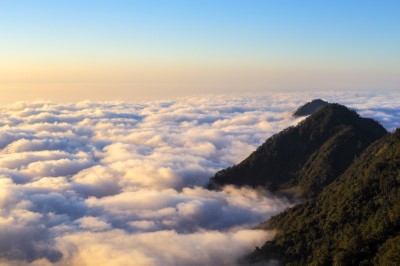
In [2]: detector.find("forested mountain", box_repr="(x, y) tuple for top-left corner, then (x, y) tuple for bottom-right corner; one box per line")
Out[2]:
(209, 104), (387, 198)
(248, 129), (400, 265)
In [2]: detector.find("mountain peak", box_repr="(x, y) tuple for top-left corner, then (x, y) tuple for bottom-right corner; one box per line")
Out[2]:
(209, 102), (387, 198)
(293, 99), (329, 117)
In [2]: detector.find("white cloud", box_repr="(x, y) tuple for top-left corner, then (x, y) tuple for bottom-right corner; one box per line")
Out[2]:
(77, 216), (112, 231)
(55, 229), (274, 266)
(0, 92), (398, 265)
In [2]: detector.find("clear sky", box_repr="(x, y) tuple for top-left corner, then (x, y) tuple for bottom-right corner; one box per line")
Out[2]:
(0, 0), (399, 102)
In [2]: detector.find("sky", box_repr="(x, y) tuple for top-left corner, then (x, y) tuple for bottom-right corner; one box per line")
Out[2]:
(0, 0), (400, 102)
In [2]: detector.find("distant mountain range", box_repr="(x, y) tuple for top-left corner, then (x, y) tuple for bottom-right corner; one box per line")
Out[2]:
(208, 100), (399, 265)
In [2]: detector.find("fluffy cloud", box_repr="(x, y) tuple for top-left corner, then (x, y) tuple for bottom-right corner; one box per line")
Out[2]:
(55, 229), (274, 266)
(0, 92), (399, 265)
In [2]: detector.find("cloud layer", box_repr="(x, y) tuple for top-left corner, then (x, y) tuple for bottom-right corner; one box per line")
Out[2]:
(0, 92), (399, 265)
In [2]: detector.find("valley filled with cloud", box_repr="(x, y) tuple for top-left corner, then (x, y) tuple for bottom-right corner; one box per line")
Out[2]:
(0, 92), (399, 265)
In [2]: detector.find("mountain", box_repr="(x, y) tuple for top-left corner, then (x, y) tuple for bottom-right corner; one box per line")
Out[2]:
(248, 129), (400, 265)
(209, 103), (387, 198)
(293, 99), (329, 117)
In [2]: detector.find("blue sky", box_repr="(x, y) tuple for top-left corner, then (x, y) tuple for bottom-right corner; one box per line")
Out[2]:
(0, 0), (399, 101)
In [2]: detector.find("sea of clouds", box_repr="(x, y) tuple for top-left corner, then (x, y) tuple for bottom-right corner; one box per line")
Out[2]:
(0, 92), (399, 266)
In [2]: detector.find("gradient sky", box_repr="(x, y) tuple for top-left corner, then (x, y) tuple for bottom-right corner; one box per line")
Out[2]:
(0, 0), (399, 102)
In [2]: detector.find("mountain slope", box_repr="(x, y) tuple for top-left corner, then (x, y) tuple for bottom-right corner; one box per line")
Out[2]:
(293, 99), (329, 117)
(209, 104), (387, 198)
(248, 129), (400, 265)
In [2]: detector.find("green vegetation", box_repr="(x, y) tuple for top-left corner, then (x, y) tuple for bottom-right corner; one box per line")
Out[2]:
(208, 102), (400, 265)
(209, 104), (387, 199)
(247, 129), (400, 265)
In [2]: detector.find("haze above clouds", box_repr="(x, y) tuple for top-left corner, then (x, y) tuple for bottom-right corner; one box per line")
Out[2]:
(0, 92), (399, 265)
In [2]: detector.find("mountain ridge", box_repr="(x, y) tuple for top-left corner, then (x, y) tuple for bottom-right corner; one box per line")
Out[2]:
(293, 99), (329, 117)
(247, 128), (400, 265)
(209, 103), (387, 198)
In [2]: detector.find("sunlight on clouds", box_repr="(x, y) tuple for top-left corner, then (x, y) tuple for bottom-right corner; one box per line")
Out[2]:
(0, 92), (399, 265)
(56, 229), (274, 266)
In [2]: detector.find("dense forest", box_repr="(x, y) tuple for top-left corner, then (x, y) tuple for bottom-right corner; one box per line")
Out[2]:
(248, 129), (400, 265)
(208, 101), (399, 265)
(209, 103), (387, 199)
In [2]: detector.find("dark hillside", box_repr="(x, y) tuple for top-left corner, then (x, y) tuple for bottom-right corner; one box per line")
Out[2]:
(248, 129), (400, 265)
(293, 99), (329, 117)
(209, 104), (387, 198)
